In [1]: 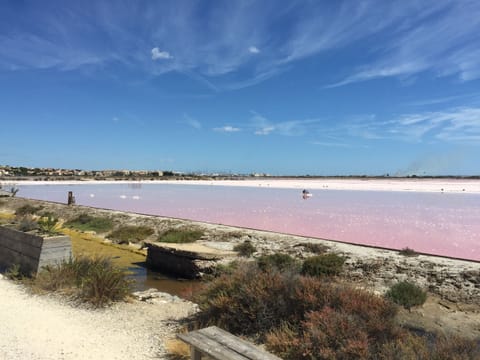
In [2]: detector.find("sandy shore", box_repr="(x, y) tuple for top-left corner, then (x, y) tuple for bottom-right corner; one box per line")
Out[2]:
(0, 274), (196, 359)
(2, 178), (480, 193)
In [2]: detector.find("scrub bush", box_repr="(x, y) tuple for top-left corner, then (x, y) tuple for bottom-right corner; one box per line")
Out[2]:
(302, 253), (345, 277)
(17, 215), (39, 232)
(386, 281), (427, 310)
(34, 256), (131, 307)
(15, 204), (43, 216)
(399, 247), (418, 257)
(158, 228), (204, 243)
(107, 225), (154, 244)
(193, 262), (397, 345)
(301, 242), (328, 254)
(257, 253), (298, 272)
(233, 240), (256, 257)
(65, 213), (114, 233)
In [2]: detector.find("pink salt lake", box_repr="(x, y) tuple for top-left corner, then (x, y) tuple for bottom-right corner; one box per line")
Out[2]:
(17, 183), (480, 262)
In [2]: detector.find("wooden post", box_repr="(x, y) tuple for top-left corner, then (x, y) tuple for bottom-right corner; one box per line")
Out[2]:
(191, 347), (202, 360)
(67, 191), (76, 205)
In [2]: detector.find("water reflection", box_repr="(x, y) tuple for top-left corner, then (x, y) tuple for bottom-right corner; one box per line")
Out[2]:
(126, 262), (199, 297)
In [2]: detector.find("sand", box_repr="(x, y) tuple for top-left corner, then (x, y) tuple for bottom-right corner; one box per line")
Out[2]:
(0, 274), (196, 359)
(3, 178), (480, 193)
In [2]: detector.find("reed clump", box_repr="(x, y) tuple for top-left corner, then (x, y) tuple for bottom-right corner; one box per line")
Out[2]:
(33, 256), (131, 307)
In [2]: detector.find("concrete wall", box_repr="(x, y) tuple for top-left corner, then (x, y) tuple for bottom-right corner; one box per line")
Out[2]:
(146, 242), (218, 279)
(0, 226), (72, 274)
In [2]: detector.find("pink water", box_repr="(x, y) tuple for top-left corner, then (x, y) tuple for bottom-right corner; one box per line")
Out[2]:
(17, 183), (480, 261)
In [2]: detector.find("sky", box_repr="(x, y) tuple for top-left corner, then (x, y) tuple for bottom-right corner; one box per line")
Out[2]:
(1, 0), (480, 176)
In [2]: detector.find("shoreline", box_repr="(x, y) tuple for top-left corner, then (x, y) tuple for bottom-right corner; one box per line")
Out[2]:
(3, 178), (480, 193)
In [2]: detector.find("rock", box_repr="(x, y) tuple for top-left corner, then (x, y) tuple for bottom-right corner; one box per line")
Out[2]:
(132, 288), (178, 302)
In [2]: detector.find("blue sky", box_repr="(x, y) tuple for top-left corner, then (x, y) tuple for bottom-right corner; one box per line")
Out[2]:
(1, 0), (480, 175)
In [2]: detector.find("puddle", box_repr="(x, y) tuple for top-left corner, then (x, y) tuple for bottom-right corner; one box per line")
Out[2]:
(68, 230), (199, 297)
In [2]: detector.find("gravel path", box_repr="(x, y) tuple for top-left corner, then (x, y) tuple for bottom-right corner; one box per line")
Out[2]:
(0, 275), (196, 359)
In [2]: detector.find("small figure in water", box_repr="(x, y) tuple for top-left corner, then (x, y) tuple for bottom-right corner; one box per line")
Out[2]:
(302, 189), (312, 199)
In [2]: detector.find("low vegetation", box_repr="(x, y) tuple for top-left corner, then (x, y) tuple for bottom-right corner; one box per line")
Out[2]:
(399, 247), (418, 256)
(107, 225), (155, 244)
(158, 228), (204, 243)
(15, 204), (43, 216)
(65, 213), (114, 233)
(301, 253), (345, 277)
(16, 215), (39, 232)
(386, 281), (427, 310)
(233, 240), (256, 257)
(300, 242), (328, 254)
(33, 256), (131, 307)
(256, 253), (298, 272)
(192, 261), (479, 359)
(37, 215), (61, 235)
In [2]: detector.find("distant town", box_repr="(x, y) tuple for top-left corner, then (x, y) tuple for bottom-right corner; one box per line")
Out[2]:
(1, 165), (479, 181)
(0, 164), (262, 181)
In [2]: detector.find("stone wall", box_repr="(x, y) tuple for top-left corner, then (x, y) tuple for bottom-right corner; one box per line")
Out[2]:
(0, 226), (72, 274)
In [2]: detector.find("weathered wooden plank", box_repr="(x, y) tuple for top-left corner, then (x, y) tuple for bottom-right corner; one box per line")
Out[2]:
(0, 226), (72, 274)
(178, 332), (248, 360)
(0, 226), (44, 247)
(178, 327), (281, 360)
(0, 237), (43, 259)
(201, 327), (281, 360)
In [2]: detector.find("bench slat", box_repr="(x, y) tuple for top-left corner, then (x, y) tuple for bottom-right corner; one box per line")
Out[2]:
(201, 326), (281, 360)
(178, 326), (282, 360)
(178, 331), (247, 360)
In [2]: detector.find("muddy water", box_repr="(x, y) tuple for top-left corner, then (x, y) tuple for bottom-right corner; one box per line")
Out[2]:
(67, 229), (199, 297)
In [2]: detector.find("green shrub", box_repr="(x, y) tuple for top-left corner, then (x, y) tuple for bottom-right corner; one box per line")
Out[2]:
(5, 264), (24, 280)
(15, 204), (43, 216)
(233, 240), (256, 257)
(107, 225), (155, 244)
(37, 215), (60, 235)
(65, 214), (114, 233)
(158, 228), (204, 243)
(301, 242), (328, 254)
(17, 215), (39, 232)
(257, 253), (298, 272)
(386, 281), (427, 310)
(399, 247), (418, 256)
(301, 253), (345, 277)
(34, 256), (131, 307)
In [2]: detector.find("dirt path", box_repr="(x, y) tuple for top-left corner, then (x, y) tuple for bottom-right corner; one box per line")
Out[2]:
(0, 275), (195, 359)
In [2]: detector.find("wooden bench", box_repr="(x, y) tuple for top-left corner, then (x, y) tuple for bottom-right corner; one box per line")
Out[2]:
(177, 326), (281, 360)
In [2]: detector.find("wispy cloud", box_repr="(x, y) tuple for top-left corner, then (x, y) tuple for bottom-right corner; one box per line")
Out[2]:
(151, 47), (172, 60)
(250, 111), (321, 136)
(213, 125), (241, 133)
(327, 107), (480, 144)
(311, 141), (352, 148)
(183, 114), (202, 129)
(1, 1), (479, 89)
(329, 1), (480, 87)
